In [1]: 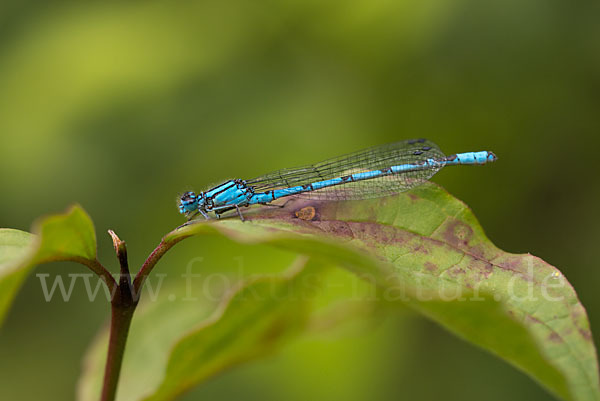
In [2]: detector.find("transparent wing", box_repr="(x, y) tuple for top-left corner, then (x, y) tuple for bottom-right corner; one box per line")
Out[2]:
(246, 139), (446, 200)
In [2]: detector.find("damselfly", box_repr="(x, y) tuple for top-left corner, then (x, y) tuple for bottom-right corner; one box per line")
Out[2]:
(178, 139), (497, 221)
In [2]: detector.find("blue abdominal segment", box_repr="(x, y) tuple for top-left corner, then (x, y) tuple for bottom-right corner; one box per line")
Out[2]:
(444, 151), (497, 166)
(248, 151), (496, 203)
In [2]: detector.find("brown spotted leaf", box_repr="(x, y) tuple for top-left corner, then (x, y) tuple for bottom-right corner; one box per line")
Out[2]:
(157, 182), (598, 401)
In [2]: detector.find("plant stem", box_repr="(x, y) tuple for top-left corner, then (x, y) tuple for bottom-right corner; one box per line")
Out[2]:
(100, 301), (136, 401)
(101, 230), (137, 401)
(74, 257), (118, 295)
(99, 230), (189, 400)
(133, 235), (186, 295)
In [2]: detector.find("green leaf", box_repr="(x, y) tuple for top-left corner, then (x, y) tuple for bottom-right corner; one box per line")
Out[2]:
(0, 228), (35, 324)
(30, 204), (97, 264)
(77, 257), (330, 401)
(0, 205), (99, 326)
(147, 258), (328, 401)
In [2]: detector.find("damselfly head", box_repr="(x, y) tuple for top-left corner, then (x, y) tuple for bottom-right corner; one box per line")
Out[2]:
(178, 191), (198, 214)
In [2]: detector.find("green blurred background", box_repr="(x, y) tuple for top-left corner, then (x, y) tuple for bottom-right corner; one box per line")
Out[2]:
(1, 0), (599, 400)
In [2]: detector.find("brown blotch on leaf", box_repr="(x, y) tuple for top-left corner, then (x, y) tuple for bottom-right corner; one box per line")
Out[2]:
(548, 332), (563, 343)
(442, 220), (474, 248)
(467, 260), (494, 281)
(466, 243), (487, 259)
(578, 327), (593, 342)
(482, 262), (494, 279)
(408, 193), (419, 202)
(413, 244), (429, 255)
(494, 255), (536, 281)
(317, 221), (355, 238)
(447, 267), (466, 278)
(313, 221), (412, 247)
(424, 261), (438, 272)
(294, 206), (317, 221)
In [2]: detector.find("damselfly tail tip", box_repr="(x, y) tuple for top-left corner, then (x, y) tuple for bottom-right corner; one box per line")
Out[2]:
(487, 151), (498, 163)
